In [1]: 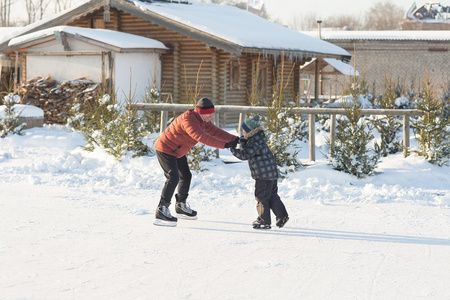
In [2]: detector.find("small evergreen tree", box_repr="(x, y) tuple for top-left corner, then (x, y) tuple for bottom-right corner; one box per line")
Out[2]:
(373, 73), (403, 157)
(443, 81), (450, 120)
(328, 83), (379, 178)
(412, 73), (450, 166)
(0, 93), (26, 138)
(179, 62), (216, 172)
(68, 87), (150, 160)
(265, 60), (305, 178)
(141, 78), (163, 134)
(187, 144), (215, 172)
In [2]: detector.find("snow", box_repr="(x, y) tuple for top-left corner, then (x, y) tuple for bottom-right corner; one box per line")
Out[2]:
(324, 58), (359, 76)
(301, 58), (359, 76)
(0, 27), (23, 44)
(8, 26), (168, 50)
(326, 94), (374, 108)
(1, 123), (449, 299)
(0, 104), (44, 118)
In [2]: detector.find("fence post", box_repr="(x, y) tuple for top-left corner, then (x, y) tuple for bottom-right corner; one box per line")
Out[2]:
(309, 114), (316, 162)
(403, 115), (410, 157)
(329, 114), (336, 157)
(213, 113), (220, 158)
(238, 112), (246, 136)
(160, 110), (168, 135)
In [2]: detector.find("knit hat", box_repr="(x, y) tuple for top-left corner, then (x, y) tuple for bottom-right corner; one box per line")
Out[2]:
(195, 97), (215, 114)
(242, 115), (261, 133)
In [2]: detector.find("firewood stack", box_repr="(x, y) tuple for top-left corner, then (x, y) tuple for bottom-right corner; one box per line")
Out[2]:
(17, 76), (100, 124)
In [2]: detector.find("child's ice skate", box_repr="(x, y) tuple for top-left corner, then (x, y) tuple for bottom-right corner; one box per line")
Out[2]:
(276, 216), (289, 228)
(252, 219), (271, 229)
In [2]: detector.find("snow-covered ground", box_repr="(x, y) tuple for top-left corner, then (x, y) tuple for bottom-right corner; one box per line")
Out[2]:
(1, 124), (449, 299)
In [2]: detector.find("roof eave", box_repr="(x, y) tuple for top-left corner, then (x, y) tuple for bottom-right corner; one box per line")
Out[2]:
(242, 47), (351, 62)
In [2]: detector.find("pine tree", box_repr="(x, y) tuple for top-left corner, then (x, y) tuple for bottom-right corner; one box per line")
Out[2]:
(186, 144), (215, 172)
(412, 73), (450, 166)
(141, 78), (164, 134)
(68, 89), (150, 160)
(328, 83), (379, 178)
(0, 93), (26, 138)
(265, 60), (306, 178)
(373, 73), (402, 157)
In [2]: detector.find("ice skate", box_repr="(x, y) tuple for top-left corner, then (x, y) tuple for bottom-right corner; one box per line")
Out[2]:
(153, 206), (177, 227)
(252, 219), (271, 229)
(276, 216), (289, 228)
(175, 202), (198, 220)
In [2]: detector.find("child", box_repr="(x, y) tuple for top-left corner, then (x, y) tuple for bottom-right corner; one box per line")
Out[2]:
(230, 115), (289, 229)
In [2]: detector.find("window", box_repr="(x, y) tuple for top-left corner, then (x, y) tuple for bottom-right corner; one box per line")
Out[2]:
(252, 60), (268, 101)
(229, 60), (241, 90)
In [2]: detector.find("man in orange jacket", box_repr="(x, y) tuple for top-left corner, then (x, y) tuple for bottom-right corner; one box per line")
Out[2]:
(153, 97), (239, 227)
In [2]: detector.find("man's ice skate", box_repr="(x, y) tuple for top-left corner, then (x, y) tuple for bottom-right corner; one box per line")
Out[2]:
(153, 206), (177, 227)
(175, 202), (198, 220)
(276, 216), (289, 228)
(252, 219), (271, 229)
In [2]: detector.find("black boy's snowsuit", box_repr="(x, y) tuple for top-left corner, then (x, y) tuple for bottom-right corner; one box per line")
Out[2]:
(230, 127), (288, 225)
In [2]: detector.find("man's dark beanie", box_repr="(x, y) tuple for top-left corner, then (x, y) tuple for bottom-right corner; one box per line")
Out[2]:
(196, 97), (215, 114)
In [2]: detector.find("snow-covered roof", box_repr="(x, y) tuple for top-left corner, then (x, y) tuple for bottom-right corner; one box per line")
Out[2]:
(300, 58), (359, 76)
(129, 0), (350, 58)
(0, 0), (350, 60)
(8, 26), (168, 51)
(324, 58), (359, 76)
(302, 30), (450, 41)
(0, 27), (23, 42)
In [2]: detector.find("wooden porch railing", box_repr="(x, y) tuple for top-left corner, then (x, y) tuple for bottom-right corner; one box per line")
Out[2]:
(133, 103), (423, 162)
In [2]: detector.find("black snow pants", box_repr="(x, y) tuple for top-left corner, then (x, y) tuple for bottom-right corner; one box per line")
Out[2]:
(156, 150), (192, 207)
(254, 179), (288, 225)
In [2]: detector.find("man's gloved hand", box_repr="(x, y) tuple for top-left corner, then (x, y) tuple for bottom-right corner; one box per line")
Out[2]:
(239, 137), (247, 147)
(224, 137), (239, 149)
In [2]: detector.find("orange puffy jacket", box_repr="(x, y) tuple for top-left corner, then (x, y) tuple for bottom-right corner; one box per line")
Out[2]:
(154, 109), (237, 158)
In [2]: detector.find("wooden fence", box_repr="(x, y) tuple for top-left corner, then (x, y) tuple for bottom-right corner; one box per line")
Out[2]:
(133, 103), (423, 162)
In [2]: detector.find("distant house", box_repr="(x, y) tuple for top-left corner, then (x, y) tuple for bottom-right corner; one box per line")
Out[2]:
(403, 2), (450, 30)
(303, 30), (450, 97)
(0, 0), (350, 125)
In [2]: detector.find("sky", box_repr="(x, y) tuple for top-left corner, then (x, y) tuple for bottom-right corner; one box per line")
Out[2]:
(1, 100), (450, 298)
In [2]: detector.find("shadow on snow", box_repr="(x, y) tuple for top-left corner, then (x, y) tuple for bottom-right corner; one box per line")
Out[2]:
(185, 220), (450, 246)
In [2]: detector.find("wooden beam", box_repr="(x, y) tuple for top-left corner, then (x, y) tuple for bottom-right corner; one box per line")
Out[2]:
(309, 114), (316, 162)
(25, 51), (104, 56)
(403, 116), (411, 157)
(330, 114), (336, 157)
(134, 103), (424, 116)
